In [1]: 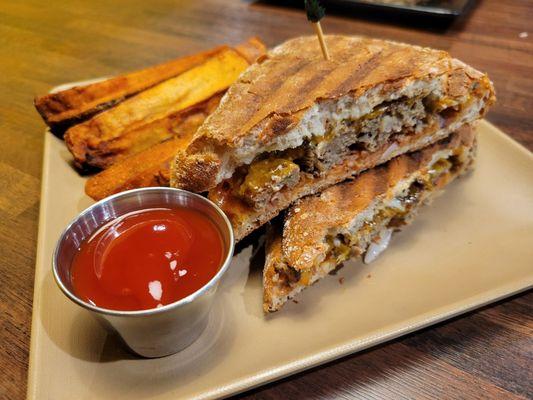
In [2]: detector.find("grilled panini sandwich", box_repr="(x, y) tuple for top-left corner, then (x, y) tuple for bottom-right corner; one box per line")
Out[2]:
(171, 35), (494, 241)
(263, 125), (477, 312)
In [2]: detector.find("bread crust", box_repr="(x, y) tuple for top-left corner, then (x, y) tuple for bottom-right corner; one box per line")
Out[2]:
(171, 35), (493, 192)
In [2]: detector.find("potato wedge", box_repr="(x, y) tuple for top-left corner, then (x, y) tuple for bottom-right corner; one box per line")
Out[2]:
(65, 45), (256, 170)
(85, 138), (179, 200)
(34, 46), (225, 132)
(84, 92), (223, 200)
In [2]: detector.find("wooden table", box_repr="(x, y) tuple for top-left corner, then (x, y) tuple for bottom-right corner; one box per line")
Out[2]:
(0, 0), (531, 398)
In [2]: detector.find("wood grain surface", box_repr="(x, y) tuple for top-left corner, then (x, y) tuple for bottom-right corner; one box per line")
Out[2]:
(0, 0), (531, 399)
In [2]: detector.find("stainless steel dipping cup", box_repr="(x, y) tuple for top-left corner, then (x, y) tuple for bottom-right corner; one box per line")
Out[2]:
(53, 188), (234, 358)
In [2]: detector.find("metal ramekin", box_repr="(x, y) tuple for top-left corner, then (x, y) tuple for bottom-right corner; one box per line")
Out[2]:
(53, 187), (234, 358)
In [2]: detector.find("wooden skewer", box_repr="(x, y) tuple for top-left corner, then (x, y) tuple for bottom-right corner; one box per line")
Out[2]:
(312, 21), (330, 60)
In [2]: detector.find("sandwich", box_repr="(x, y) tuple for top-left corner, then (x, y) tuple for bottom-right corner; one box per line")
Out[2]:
(263, 125), (477, 312)
(170, 35), (494, 241)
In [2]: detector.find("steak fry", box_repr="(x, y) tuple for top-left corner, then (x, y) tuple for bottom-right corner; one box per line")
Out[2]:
(34, 45), (225, 132)
(85, 138), (178, 200)
(71, 89), (227, 170)
(84, 92), (223, 200)
(65, 47), (253, 170)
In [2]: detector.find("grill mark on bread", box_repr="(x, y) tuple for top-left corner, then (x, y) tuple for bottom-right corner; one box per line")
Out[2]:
(271, 45), (395, 113)
(280, 63), (340, 111)
(249, 61), (348, 139)
(246, 58), (313, 96)
(256, 61), (345, 141)
(230, 46), (428, 149)
(202, 36), (450, 146)
(274, 38), (379, 109)
(328, 47), (393, 97)
(240, 60), (315, 134)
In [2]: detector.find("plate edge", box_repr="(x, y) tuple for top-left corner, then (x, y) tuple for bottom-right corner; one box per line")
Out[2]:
(202, 280), (533, 400)
(26, 132), (53, 400)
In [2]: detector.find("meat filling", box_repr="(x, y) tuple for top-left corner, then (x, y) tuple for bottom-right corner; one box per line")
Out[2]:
(301, 97), (427, 173)
(238, 158), (300, 209)
(236, 92), (474, 207)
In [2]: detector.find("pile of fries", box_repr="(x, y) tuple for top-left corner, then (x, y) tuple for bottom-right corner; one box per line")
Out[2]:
(35, 38), (266, 200)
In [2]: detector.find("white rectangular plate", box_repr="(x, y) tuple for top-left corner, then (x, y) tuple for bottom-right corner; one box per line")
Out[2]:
(27, 107), (533, 399)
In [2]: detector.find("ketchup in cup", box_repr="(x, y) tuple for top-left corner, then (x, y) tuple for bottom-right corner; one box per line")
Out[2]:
(70, 207), (225, 311)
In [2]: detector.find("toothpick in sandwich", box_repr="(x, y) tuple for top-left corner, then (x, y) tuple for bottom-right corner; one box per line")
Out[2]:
(304, 0), (330, 60)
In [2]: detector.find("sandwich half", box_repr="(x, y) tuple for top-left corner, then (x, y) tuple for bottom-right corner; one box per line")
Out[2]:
(263, 125), (477, 312)
(170, 35), (494, 241)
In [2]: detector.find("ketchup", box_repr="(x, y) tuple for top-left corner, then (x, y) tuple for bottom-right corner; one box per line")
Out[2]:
(70, 208), (225, 311)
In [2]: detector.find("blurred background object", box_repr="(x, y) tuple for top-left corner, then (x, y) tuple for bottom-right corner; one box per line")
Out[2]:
(265, 0), (476, 28)
(322, 0), (475, 17)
